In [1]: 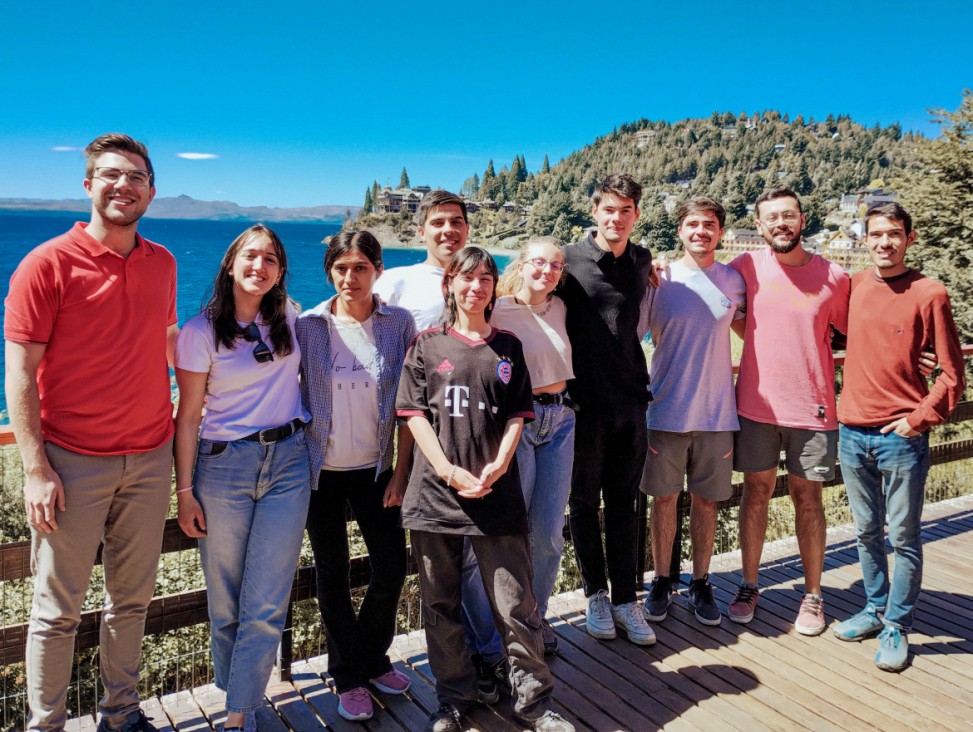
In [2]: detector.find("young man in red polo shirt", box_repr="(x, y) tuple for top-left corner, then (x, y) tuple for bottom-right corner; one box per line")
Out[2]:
(5, 133), (177, 732)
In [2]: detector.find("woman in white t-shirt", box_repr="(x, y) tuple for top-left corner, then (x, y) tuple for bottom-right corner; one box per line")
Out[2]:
(296, 230), (417, 722)
(492, 236), (575, 656)
(174, 224), (311, 732)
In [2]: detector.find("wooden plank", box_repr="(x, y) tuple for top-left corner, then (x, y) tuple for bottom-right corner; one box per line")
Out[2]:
(708, 569), (971, 730)
(159, 690), (211, 732)
(265, 679), (325, 731)
(141, 697), (176, 732)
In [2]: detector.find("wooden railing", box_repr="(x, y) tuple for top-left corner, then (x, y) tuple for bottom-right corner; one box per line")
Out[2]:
(2, 347), (972, 677)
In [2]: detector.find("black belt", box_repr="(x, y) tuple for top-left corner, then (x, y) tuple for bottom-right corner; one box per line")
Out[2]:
(241, 418), (304, 445)
(533, 391), (575, 408)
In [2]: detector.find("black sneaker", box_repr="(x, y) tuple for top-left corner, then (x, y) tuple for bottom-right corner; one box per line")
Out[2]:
(471, 653), (501, 704)
(425, 703), (464, 732)
(542, 618), (559, 656)
(643, 576), (672, 622)
(96, 711), (159, 732)
(687, 575), (721, 626)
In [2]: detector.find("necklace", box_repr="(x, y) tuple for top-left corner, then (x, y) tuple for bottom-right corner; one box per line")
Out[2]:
(515, 294), (553, 317)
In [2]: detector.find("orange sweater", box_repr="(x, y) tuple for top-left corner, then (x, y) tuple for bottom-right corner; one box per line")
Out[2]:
(838, 268), (965, 432)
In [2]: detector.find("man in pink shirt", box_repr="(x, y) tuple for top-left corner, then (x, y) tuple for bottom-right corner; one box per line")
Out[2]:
(727, 188), (849, 635)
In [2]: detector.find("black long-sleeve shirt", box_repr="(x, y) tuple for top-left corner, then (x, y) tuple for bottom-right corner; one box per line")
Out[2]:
(558, 234), (652, 416)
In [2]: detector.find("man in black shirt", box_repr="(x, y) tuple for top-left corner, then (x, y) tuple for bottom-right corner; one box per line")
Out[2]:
(558, 174), (655, 645)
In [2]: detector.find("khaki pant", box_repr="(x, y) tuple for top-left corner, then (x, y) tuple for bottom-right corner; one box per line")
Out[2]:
(26, 440), (173, 731)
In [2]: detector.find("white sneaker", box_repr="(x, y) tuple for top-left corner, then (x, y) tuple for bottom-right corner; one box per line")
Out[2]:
(612, 601), (657, 646)
(585, 590), (616, 639)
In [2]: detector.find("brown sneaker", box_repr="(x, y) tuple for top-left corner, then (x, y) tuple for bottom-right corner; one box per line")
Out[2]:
(728, 583), (759, 624)
(541, 618), (559, 656)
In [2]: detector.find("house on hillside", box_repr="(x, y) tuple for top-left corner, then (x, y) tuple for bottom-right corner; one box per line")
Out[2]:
(635, 129), (657, 147)
(375, 186), (424, 214)
(722, 229), (765, 252)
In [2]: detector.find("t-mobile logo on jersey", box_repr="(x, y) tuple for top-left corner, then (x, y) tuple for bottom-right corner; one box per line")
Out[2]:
(443, 385), (499, 418)
(444, 385), (470, 416)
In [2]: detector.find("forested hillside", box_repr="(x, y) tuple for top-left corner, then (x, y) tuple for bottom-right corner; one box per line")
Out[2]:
(501, 111), (920, 249)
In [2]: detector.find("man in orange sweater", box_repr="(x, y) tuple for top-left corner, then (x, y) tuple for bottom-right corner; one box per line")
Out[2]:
(834, 202), (966, 672)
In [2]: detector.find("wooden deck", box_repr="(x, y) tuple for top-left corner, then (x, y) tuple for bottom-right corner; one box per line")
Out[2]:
(67, 496), (973, 731)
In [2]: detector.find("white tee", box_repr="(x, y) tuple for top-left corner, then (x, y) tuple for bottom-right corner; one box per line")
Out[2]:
(374, 263), (445, 330)
(175, 308), (310, 441)
(323, 315), (381, 470)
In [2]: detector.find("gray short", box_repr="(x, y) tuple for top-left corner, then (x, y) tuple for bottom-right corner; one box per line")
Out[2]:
(733, 416), (837, 481)
(640, 430), (734, 501)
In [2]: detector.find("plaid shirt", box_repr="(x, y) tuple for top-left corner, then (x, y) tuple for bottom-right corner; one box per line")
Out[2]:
(296, 295), (417, 479)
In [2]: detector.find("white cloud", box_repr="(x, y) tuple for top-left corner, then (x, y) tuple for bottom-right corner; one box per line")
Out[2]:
(51, 146), (82, 152)
(176, 152), (219, 160)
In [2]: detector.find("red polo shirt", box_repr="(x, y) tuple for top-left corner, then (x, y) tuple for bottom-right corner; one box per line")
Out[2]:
(5, 222), (177, 455)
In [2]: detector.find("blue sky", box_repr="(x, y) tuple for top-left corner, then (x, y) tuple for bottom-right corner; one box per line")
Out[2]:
(1, 0), (970, 209)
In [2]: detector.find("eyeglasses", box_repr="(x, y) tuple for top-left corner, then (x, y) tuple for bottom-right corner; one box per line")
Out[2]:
(759, 211), (800, 225)
(525, 257), (565, 274)
(242, 323), (274, 363)
(92, 167), (152, 186)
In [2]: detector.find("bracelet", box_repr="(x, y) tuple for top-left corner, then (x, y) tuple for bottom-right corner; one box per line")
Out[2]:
(176, 486), (194, 494)
(446, 465), (457, 488)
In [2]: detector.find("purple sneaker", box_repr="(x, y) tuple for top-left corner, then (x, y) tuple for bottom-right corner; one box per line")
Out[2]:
(338, 687), (373, 721)
(370, 668), (411, 694)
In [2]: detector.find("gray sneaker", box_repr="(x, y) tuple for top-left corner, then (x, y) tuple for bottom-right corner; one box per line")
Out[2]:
(611, 600), (657, 646)
(585, 590), (616, 639)
(643, 575), (673, 622)
(520, 709), (576, 732)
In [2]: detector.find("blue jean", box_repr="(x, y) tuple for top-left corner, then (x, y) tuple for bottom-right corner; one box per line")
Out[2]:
(194, 430), (311, 712)
(461, 539), (505, 664)
(839, 424), (930, 631)
(516, 402), (575, 615)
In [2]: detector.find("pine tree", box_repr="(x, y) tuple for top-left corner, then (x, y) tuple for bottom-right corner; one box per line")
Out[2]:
(363, 187), (373, 213)
(896, 90), (973, 341)
(541, 154), (550, 174)
(399, 167), (411, 189)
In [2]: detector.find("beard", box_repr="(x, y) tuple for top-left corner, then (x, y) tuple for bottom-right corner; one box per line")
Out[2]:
(767, 227), (801, 254)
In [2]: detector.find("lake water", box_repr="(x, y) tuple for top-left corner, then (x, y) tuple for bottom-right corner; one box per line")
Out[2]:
(0, 212), (511, 419)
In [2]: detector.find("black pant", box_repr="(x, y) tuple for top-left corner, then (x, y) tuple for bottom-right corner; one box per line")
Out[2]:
(568, 408), (647, 605)
(305, 468), (407, 692)
(411, 530), (554, 719)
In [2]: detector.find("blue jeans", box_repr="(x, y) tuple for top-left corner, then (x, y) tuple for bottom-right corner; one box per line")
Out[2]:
(461, 539), (505, 664)
(516, 401), (575, 615)
(839, 424), (930, 631)
(194, 430), (311, 712)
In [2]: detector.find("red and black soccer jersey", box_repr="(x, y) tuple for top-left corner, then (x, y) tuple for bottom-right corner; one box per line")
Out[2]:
(396, 327), (534, 535)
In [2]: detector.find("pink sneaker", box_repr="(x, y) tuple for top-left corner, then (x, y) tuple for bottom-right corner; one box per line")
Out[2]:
(795, 593), (826, 636)
(370, 668), (411, 694)
(337, 687), (373, 721)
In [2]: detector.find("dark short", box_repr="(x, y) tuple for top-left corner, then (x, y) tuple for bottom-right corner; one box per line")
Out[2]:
(640, 430), (734, 501)
(733, 416), (837, 481)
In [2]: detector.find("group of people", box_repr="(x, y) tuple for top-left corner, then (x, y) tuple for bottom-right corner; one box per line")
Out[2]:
(3, 132), (965, 732)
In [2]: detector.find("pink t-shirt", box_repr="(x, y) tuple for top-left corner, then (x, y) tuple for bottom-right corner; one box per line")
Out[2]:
(731, 248), (849, 431)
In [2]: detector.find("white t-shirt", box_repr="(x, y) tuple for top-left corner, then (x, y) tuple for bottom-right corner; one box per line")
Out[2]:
(490, 296), (574, 390)
(374, 263), (445, 330)
(643, 260), (746, 432)
(175, 309), (310, 441)
(324, 315), (381, 470)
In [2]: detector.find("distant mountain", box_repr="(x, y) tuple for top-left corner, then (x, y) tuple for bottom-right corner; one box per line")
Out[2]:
(0, 194), (358, 223)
